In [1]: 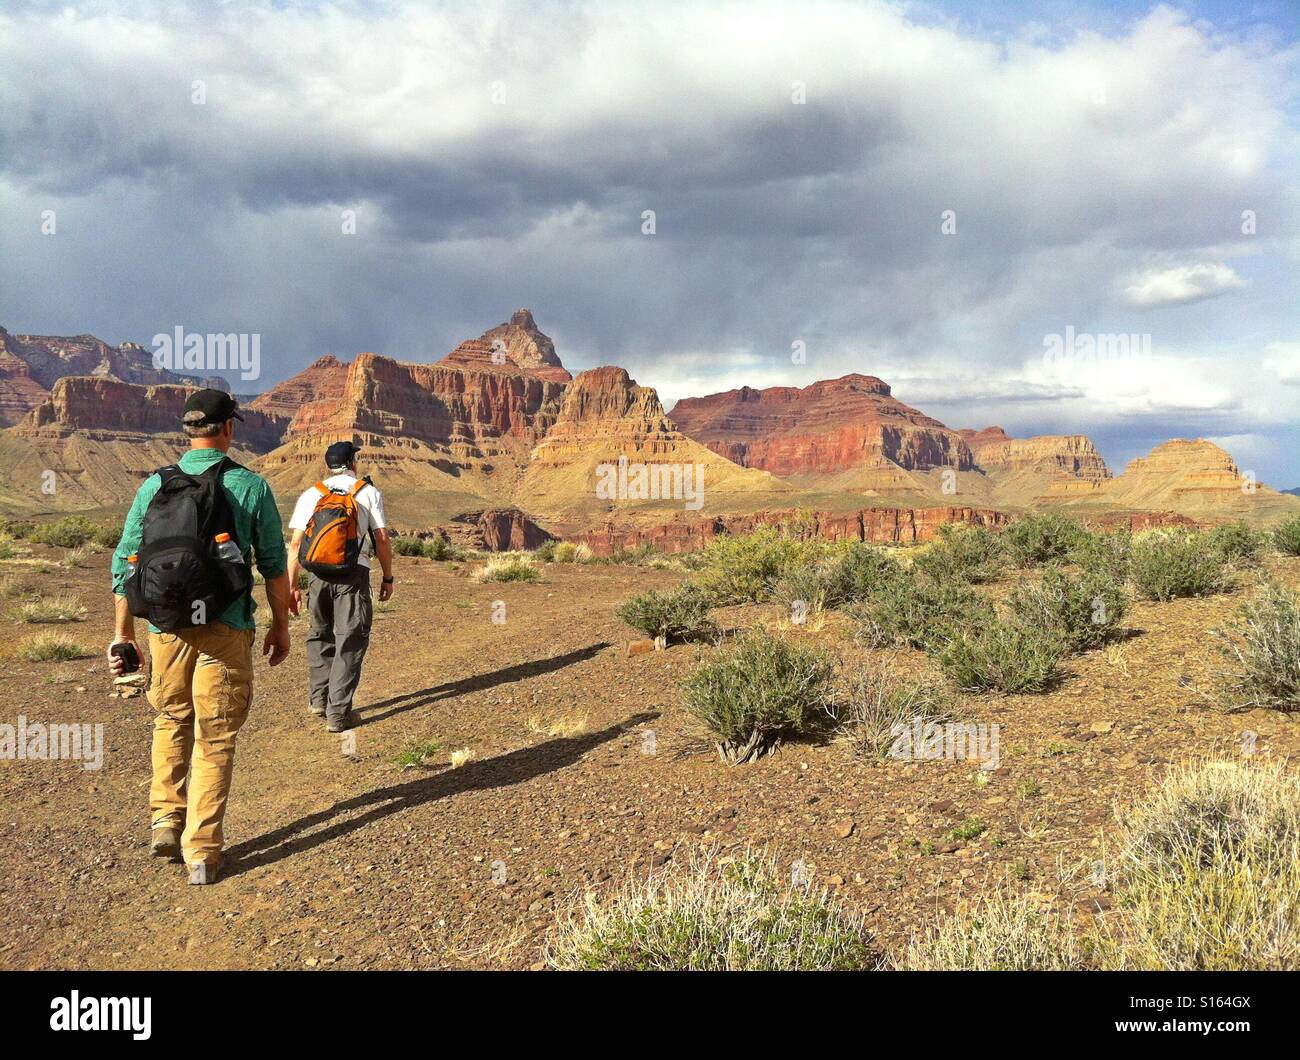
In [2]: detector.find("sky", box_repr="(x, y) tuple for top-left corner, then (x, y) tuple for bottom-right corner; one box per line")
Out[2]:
(1, 0), (1297, 484)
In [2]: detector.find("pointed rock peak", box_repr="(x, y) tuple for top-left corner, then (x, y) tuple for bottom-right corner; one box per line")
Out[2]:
(437, 310), (571, 382)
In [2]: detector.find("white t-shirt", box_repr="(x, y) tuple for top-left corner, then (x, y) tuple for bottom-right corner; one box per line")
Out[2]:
(289, 473), (387, 568)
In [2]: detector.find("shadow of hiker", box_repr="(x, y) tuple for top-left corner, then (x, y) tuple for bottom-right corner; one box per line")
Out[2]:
(223, 711), (658, 879)
(355, 641), (612, 727)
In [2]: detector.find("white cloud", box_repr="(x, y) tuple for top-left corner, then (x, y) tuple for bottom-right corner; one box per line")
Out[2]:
(1262, 342), (1300, 385)
(1121, 264), (1247, 308)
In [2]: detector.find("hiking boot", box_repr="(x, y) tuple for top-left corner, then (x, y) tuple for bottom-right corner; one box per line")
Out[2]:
(186, 859), (221, 885)
(308, 702), (327, 718)
(150, 826), (181, 861)
(325, 710), (357, 734)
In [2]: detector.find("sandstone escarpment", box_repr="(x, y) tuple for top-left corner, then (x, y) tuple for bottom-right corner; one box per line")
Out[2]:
(962, 426), (1111, 481)
(671, 374), (974, 478)
(574, 505), (1010, 556)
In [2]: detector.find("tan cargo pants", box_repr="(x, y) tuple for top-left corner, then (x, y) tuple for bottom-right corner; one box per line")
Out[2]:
(147, 622), (255, 867)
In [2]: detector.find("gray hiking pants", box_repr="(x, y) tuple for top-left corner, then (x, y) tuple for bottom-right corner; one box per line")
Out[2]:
(306, 568), (373, 724)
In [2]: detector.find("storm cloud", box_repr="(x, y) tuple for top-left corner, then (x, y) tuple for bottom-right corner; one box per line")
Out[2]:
(0, 0), (1296, 481)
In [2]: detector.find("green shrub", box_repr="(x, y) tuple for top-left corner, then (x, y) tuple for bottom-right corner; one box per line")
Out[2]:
(938, 620), (1064, 693)
(616, 583), (717, 643)
(1272, 515), (1300, 556)
(546, 851), (879, 971)
(607, 542), (657, 565)
(532, 540), (558, 563)
(849, 570), (991, 652)
(770, 563), (832, 617)
(21, 632), (88, 662)
(1069, 527), (1132, 581)
(0, 518), (34, 540)
(1007, 565), (1128, 653)
(1130, 531), (1231, 601)
(912, 524), (1004, 584)
(689, 527), (824, 605)
(1215, 580), (1300, 712)
(837, 661), (959, 760)
(421, 536), (459, 561)
(1004, 512), (1088, 567)
(1209, 520), (1267, 567)
(89, 523), (121, 549)
(392, 536), (425, 557)
(684, 627), (834, 763)
(29, 515), (98, 549)
(819, 543), (902, 605)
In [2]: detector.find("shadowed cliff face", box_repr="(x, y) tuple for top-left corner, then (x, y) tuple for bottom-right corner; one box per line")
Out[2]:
(670, 374), (975, 476)
(15, 376), (287, 451)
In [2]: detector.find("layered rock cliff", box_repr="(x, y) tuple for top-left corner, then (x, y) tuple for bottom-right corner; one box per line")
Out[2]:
(15, 376), (287, 451)
(961, 426), (1111, 481)
(575, 506), (1010, 556)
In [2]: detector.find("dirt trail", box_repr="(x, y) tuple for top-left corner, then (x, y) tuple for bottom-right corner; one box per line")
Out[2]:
(2, 550), (1299, 969)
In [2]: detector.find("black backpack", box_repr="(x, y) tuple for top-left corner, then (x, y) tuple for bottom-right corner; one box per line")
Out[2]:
(124, 457), (253, 631)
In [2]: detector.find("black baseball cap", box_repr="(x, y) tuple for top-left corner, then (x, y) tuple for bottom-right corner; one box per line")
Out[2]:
(325, 440), (362, 469)
(182, 389), (243, 427)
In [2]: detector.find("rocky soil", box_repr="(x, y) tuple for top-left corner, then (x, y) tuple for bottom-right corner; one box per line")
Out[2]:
(2, 542), (1298, 970)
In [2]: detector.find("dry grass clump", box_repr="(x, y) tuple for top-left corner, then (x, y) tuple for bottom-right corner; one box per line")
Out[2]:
(546, 850), (881, 971)
(907, 761), (1300, 970)
(21, 632), (89, 662)
(471, 554), (540, 583)
(837, 659), (960, 760)
(903, 893), (1087, 970)
(15, 593), (87, 623)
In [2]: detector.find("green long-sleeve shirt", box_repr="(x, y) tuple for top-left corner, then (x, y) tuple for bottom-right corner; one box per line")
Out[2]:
(111, 448), (287, 630)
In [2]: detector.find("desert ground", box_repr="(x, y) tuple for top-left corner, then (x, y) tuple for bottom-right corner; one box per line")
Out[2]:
(1, 537), (1297, 971)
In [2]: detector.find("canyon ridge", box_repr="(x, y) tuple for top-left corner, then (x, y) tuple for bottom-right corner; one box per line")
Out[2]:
(1, 309), (1294, 549)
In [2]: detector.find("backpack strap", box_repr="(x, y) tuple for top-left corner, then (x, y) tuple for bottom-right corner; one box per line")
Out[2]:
(313, 481), (331, 497)
(348, 479), (367, 498)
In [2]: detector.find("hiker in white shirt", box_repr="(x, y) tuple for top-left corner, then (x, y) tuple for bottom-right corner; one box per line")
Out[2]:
(286, 441), (394, 732)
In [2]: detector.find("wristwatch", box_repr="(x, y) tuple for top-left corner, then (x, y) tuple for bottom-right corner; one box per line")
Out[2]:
(382, 576), (394, 583)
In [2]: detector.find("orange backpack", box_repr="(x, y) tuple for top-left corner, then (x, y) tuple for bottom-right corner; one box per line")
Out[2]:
(298, 479), (368, 577)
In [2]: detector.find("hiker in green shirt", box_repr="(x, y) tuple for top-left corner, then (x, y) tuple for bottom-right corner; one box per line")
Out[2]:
(107, 389), (291, 884)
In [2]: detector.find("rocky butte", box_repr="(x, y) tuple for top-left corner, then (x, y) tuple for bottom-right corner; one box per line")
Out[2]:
(670, 374), (975, 481)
